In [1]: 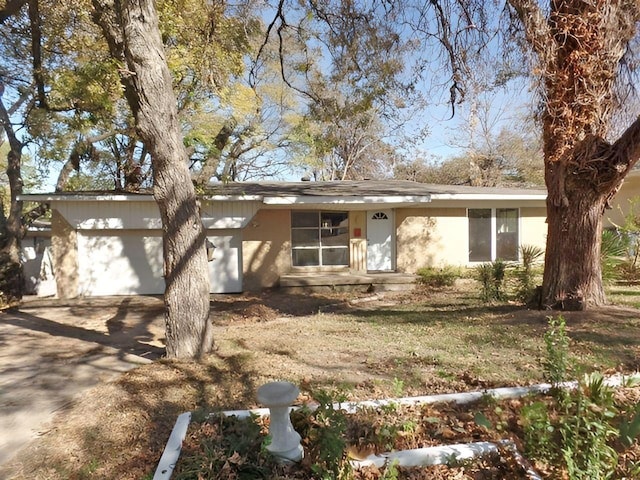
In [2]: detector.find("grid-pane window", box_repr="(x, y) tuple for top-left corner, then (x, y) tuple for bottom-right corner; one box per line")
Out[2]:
(292, 211), (349, 266)
(468, 208), (519, 262)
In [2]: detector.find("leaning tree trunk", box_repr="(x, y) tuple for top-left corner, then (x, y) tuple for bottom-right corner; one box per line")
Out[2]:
(92, 0), (213, 358)
(0, 96), (24, 304)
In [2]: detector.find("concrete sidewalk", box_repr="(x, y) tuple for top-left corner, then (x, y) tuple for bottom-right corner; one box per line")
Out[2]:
(0, 297), (165, 467)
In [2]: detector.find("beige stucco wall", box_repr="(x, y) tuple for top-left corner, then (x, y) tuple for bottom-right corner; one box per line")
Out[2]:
(51, 209), (79, 298)
(242, 209), (291, 290)
(605, 173), (640, 228)
(396, 206), (548, 272)
(520, 207), (548, 252)
(242, 209), (371, 288)
(396, 207), (468, 271)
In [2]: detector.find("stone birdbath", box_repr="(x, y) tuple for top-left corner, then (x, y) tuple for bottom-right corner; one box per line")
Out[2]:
(257, 381), (304, 463)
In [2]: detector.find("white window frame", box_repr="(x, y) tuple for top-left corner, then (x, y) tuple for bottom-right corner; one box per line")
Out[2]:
(467, 207), (520, 262)
(291, 210), (349, 267)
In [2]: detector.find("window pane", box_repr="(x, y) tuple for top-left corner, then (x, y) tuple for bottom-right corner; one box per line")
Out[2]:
(496, 209), (518, 232)
(292, 229), (319, 247)
(292, 211), (319, 228)
(322, 247), (348, 266)
(292, 248), (319, 266)
(496, 209), (519, 260)
(321, 211), (348, 228)
(469, 209), (491, 262)
(321, 227), (349, 246)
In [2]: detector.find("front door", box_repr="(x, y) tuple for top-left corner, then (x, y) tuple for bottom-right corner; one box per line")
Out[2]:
(366, 209), (394, 271)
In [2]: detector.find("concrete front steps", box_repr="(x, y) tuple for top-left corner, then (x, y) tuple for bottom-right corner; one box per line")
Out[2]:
(279, 272), (417, 293)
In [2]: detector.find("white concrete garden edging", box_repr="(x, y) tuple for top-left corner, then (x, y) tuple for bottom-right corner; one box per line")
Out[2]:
(153, 374), (640, 479)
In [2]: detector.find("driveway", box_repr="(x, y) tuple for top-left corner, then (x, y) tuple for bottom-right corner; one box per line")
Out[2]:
(0, 296), (166, 467)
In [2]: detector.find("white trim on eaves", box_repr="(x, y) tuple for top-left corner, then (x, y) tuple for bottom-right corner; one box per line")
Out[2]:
(262, 195), (433, 205)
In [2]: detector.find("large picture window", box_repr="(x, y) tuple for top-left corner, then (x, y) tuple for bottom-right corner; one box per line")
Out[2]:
(291, 211), (349, 267)
(468, 208), (519, 262)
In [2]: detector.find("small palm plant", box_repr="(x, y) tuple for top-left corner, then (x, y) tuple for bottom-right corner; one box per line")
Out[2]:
(515, 244), (544, 304)
(601, 229), (626, 284)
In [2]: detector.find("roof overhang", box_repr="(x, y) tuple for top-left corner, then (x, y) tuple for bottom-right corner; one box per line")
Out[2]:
(18, 193), (433, 207)
(18, 193), (157, 202)
(262, 195), (432, 205)
(430, 193), (546, 201)
(18, 187), (546, 205)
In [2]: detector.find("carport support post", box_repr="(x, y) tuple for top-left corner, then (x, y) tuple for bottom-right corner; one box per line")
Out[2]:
(257, 381), (303, 463)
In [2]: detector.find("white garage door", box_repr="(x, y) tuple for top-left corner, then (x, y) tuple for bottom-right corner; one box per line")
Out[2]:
(78, 231), (165, 296)
(77, 229), (243, 296)
(207, 230), (243, 293)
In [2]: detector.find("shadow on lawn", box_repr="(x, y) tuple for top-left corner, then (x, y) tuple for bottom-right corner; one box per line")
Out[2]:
(209, 291), (350, 320)
(348, 303), (533, 325)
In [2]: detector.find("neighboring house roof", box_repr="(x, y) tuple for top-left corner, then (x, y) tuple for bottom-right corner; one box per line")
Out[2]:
(19, 180), (547, 205)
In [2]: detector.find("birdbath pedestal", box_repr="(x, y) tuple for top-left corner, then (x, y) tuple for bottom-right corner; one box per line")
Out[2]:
(257, 381), (304, 463)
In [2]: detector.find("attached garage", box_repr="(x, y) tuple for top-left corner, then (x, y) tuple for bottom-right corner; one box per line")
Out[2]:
(77, 230), (164, 296)
(27, 193), (259, 298)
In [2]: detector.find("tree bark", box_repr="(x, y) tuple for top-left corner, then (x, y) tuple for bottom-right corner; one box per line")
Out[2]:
(541, 163), (607, 309)
(0, 95), (25, 302)
(92, 0), (213, 358)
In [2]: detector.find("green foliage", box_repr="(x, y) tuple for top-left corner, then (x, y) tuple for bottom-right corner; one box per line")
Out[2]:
(520, 401), (557, 461)
(611, 197), (640, 279)
(473, 411), (493, 430)
(380, 459), (400, 480)
(521, 318), (640, 479)
(559, 373), (619, 480)
(295, 389), (351, 480)
(416, 265), (461, 288)
(601, 229), (627, 284)
(514, 244), (544, 303)
(391, 377), (405, 397)
(619, 402), (640, 448)
(543, 315), (571, 387)
(521, 374), (621, 480)
(476, 260), (508, 302)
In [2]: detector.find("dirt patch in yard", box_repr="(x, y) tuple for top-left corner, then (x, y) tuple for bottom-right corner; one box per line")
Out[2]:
(1, 285), (640, 479)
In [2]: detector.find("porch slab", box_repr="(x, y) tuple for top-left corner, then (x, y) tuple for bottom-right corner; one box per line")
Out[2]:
(279, 272), (418, 293)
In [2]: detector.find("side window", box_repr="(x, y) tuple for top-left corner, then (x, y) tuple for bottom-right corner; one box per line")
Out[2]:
(468, 208), (519, 262)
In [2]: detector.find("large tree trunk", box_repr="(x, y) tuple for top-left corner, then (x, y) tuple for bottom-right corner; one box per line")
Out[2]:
(542, 163), (607, 309)
(92, 0), (213, 358)
(0, 95), (24, 304)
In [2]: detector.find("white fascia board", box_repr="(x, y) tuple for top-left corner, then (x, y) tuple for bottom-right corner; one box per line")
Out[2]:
(430, 193), (547, 201)
(201, 195), (264, 201)
(18, 193), (156, 202)
(263, 195), (432, 205)
(19, 193), (264, 202)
